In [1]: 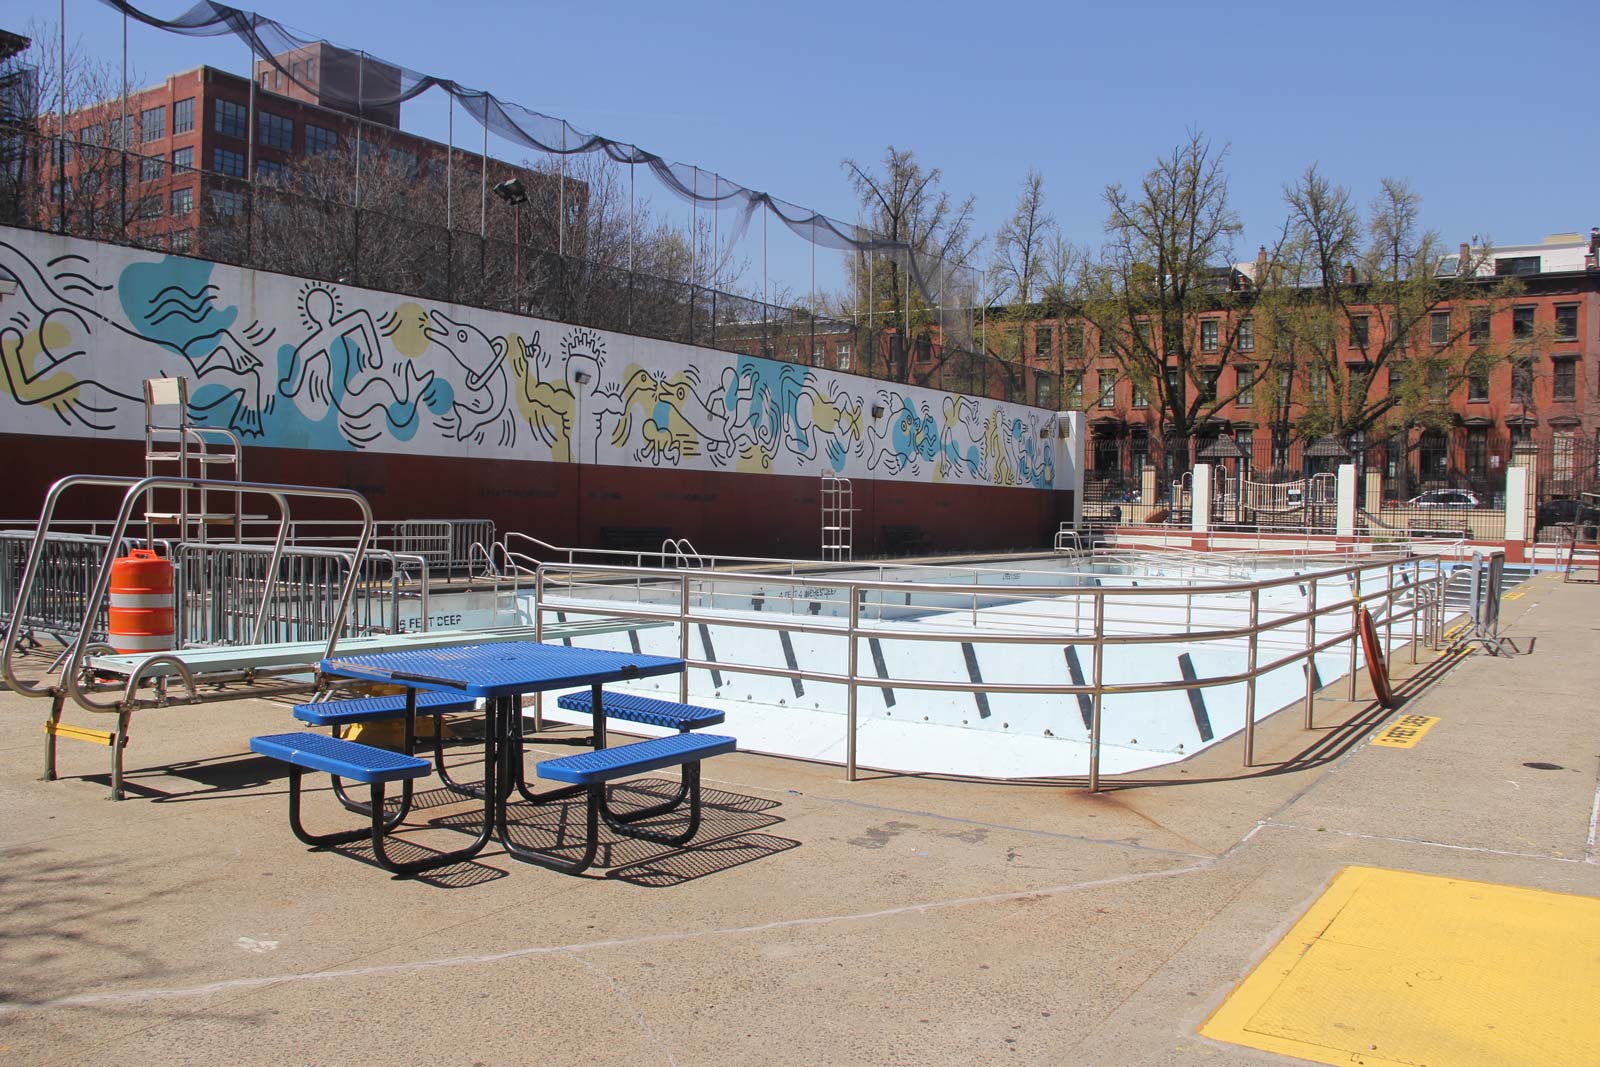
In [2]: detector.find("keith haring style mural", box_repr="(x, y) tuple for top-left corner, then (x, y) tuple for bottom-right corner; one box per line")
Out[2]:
(0, 227), (1074, 489)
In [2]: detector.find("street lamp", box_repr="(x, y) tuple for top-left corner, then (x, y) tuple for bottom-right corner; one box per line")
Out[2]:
(493, 177), (528, 301)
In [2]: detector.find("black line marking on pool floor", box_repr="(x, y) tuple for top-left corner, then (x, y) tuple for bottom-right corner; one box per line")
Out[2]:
(962, 642), (991, 718)
(1177, 652), (1214, 742)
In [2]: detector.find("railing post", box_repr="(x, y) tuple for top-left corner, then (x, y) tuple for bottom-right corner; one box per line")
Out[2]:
(1383, 561), (1395, 657)
(1243, 586), (1259, 767)
(1347, 570), (1360, 701)
(1303, 576), (1318, 729)
(532, 566), (544, 730)
(846, 587), (859, 782)
(1088, 594), (1105, 793)
(1410, 558), (1420, 664)
(679, 574), (691, 704)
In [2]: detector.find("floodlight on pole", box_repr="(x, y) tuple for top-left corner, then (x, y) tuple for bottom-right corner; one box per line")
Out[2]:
(493, 177), (529, 303)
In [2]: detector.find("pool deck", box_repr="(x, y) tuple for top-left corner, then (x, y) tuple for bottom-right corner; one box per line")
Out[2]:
(2, 573), (1597, 1066)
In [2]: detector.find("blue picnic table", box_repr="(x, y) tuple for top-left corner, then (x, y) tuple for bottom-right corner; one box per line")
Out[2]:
(318, 641), (692, 872)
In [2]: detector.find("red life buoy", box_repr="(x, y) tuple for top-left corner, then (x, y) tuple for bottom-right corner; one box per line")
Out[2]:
(1358, 606), (1395, 708)
(109, 548), (175, 653)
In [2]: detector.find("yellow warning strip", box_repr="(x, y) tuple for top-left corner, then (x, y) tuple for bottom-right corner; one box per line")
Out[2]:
(1370, 714), (1439, 748)
(44, 721), (117, 746)
(1201, 866), (1600, 1067)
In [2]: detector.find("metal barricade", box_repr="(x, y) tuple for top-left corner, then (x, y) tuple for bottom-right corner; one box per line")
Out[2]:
(1, 530), (142, 649)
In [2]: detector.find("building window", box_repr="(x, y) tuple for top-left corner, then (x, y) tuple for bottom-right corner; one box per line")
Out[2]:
(214, 99), (247, 140)
(386, 147), (418, 180)
(212, 147), (245, 177)
(210, 189), (244, 216)
(1135, 321), (1152, 351)
(1555, 304), (1578, 341)
(1035, 376), (1053, 408)
(1427, 363), (1447, 402)
(292, 61), (302, 80)
(1132, 379), (1148, 408)
(1200, 319), (1218, 353)
(139, 155), (165, 181)
(79, 123), (103, 147)
(1469, 307), (1490, 344)
(1552, 358), (1576, 401)
(172, 146), (194, 171)
(1237, 318), (1254, 353)
(1429, 311), (1450, 346)
(1308, 371), (1326, 401)
(53, 138), (73, 166)
(171, 187), (194, 215)
(1512, 306), (1534, 340)
(140, 105), (165, 142)
(169, 229), (192, 252)
(1235, 430), (1254, 467)
(1235, 365), (1254, 407)
(1495, 256), (1540, 277)
(134, 194), (163, 220)
(1388, 364), (1404, 391)
(1066, 324), (1084, 356)
(107, 116), (132, 148)
(1098, 370), (1116, 408)
(1468, 368), (1488, 402)
(1098, 328), (1113, 355)
(1066, 374), (1083, 408)
(1350, 315), (1369, 348)
(305, 124), (339, 156)
(1199, 368), (1219, 403)
(255, 158), (288, 184)
(306, 58), (316, 80)
(836, 342), (851, 371)
(259, 71), (270, 90)
(257, 111), (294, 151)
(1466, 428), (1489, 482)
(1512, 359), (1533, 403)
(1034, 325), (1051, 359)
(173, 97), (195, 134)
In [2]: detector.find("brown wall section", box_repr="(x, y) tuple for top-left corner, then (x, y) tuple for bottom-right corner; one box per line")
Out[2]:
(6, 433), (1072, 559)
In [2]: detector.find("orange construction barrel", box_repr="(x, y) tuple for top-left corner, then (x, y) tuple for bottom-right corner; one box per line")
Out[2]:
(109, 548), (175, 653)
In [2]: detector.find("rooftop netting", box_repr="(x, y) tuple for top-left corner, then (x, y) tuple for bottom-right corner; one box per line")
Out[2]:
(92, 0), (977, 325)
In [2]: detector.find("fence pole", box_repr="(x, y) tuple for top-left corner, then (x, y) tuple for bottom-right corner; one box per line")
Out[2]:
(1303, 576), (1318, 728)
(1347, 571), (1359, 701)
(678, 574), (690, 704)
(1243, 586), (1259, 767)
(1088, 594), (1105, 793)
(846, 587), (859, 782)
(1410, 558), (1420, 664)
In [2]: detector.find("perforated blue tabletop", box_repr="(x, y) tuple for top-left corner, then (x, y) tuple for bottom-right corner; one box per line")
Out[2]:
(320, 642), (684, 698)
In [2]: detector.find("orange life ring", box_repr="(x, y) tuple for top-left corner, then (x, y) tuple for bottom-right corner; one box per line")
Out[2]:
(1358, 606), (1395, 708)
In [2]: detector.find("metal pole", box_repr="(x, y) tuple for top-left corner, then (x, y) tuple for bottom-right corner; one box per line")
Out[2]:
(1088, 593), (1105, 793)
(479, 99), (487, 238)
(120, 9), (127, 234)
(1243, 586), (1259, 766)
(1304, 576), (1318, 728)
(56, 0), (64, 233)
(246, 18), (259, 258)
(1410, 558), (1420, 664)
(558, 123), (565, 258)
(445, 92), (453, 230)
(1383, 561), (1395, 657)
(1347, 571), (1360, 701)
(678, 575), (690, 704)
(846, 587), (859, 781)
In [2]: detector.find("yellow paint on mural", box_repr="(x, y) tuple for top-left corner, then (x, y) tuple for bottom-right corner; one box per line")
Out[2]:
(1, 319), (82, 406)
(1201, 866), (1600, 1067)
(1370, 714), (1439, 748)
(388, 302), (432, 358)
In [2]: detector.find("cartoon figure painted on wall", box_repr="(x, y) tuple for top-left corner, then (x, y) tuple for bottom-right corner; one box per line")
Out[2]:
(0, 239), (271, 435)
(0, 227), (1063, 491)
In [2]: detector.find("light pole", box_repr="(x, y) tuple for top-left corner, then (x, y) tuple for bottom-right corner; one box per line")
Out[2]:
(493, 177), (528, 309)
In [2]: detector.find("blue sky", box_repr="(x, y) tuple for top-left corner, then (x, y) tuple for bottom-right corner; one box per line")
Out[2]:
(14, 0), (1598, 301)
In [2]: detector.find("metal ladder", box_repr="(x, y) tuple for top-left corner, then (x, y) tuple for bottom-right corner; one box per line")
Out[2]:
(141, 377), (247, 546)
(820, 473), (855, 561)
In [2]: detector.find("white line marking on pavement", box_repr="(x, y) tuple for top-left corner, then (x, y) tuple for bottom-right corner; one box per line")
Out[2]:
(0, 861), (1211, 1016)
(1265, 821), (1583, 864)
(1586, 781), (1600, 865)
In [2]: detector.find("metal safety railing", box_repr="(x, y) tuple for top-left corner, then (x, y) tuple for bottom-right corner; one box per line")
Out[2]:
(230, 517), (494, 578)
(1, 530), (151, 653)
(529, 551), (1450, 790)
(2, 475), (374, 707)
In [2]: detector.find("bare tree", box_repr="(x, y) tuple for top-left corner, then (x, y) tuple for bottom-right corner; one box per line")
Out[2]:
(984, 169), (1054, 398)
(839, 146), (979, 383)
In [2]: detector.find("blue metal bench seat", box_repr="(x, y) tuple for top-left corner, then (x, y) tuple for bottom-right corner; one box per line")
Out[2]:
(554, 691), (725, 731)
(524, 733), (737, 872)
(250, 731), (494, 877)
(293, 691), (478, 727)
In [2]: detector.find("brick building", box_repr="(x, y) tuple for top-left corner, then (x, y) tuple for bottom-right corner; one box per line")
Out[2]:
(998, 231), (1600, 506)
(30, 45), (567, 261)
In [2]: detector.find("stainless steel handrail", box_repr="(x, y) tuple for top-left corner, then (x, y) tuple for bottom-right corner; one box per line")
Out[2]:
(2, 475), (373, 705)
(533, 552), (1443, 791)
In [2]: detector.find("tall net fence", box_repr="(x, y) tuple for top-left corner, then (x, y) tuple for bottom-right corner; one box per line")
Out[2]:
(0, 3), (1038, 404)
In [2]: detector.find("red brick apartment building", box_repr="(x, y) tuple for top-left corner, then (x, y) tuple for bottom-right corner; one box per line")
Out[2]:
(28, 44), (562, 259)
(1000, 232), (1600, 501)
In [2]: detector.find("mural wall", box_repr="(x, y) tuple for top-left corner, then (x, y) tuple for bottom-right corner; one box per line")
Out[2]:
(0, 226), (1079, 494)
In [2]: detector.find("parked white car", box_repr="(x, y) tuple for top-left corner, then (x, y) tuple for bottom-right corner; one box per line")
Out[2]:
(1403, 489), (1481, 509)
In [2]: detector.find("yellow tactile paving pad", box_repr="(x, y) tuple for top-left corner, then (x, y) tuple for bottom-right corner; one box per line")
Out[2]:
(1202, 866), (1600, 1066)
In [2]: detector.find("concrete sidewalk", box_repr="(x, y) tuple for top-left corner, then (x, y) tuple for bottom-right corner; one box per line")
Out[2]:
(1, 574), (1596, 1066)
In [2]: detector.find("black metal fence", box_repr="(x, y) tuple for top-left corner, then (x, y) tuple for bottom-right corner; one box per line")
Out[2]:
(1, 131), (1043, 405)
